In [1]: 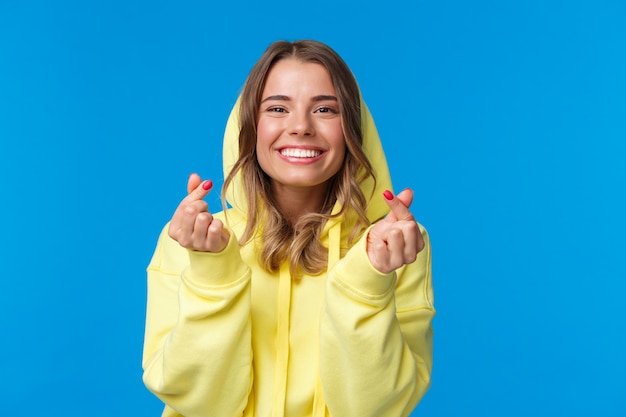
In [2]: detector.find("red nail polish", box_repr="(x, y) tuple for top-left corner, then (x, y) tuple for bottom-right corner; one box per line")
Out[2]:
(383, 190), (393, 201)
(202, 180), (213, 190)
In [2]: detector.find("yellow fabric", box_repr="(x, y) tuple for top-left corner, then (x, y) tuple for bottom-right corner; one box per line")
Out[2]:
(142, 98), (435, 417)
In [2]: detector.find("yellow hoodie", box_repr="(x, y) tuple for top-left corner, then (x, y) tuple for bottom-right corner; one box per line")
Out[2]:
(142, 98), (435, 417)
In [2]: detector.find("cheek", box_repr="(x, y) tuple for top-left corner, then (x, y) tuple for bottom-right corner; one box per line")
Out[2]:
(336, 144), (347, 171)
(255, 126), (274, 174)
(319, 121), (346, 150)
(329, 136), (347, 174)
(256, 121), (271, 148)
(256, 119), (281, 148)
(255, 142), (270, 173)
(330, 130), (347, 158)
(256, 121), (269, 146)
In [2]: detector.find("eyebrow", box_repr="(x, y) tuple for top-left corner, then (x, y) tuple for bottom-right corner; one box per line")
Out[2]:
(261, 94), (338, 103)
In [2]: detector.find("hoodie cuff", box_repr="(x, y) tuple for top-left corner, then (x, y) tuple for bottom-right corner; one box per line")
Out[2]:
(184, 233), (248, 287)
(330, 230), (396, 298)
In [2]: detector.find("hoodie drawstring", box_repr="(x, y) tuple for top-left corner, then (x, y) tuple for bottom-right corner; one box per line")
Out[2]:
(312, 221), (342, 417)
(271, 263), (292, 417)
(272, 221), (341, 417)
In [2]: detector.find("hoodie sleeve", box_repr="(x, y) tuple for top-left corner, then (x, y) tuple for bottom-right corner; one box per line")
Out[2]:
(142, 223), (253, 417)
(320, 224), (435, 417)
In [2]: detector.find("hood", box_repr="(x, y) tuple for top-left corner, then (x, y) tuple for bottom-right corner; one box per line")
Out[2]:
(221, 96), (394, 227)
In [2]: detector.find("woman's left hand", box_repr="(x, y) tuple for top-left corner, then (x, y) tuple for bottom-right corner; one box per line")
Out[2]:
(367, 188), (425, 274)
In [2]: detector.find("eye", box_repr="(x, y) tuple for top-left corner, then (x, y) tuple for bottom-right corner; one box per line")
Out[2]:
(315, 106), (338, 114)
(267, 106), (286, 113)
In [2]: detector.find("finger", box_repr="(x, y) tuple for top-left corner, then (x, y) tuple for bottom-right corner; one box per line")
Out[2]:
(206, 218), (230, 252)
(368, 237), (392, 273)
(192, 211), (214, 247)
(207, 217), (224, 236)
(187, 173), (203, 194)
(385, 227), (406, 268)
(185, 199), (209, 215)
(395, 188), (414, 209)
(383, 189), (414, 221)
(396, 220), (419, 263)
(183, 178), (213, 204)
(176, 202), (209, 246)
(169, 178), (213, 246)
(177, 197), (208, 233)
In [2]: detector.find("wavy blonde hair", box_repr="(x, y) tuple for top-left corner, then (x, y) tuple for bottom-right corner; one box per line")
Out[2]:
(223, 40), (375, 275)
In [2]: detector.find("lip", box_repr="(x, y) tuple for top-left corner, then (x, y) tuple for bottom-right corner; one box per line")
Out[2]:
(275, 146), (326, 164)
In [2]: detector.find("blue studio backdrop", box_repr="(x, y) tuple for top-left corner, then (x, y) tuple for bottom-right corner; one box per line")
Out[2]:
(1, 1), (625, 416)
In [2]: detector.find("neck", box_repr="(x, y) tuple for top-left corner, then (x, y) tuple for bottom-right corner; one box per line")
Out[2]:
(272, 182), (330, 226)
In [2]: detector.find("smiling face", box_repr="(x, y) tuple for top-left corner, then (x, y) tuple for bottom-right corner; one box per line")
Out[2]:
(256, 58), (346, 197)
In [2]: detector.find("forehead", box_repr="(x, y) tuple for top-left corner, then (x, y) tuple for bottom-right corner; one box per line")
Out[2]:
(262, 58), (336, 95)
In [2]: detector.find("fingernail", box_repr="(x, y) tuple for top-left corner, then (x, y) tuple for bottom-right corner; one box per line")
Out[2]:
(383, 190), (393, 201)
(202, 180), (213, 190)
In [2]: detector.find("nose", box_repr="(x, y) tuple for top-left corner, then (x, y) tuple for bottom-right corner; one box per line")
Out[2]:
(288, 112), (314, 137)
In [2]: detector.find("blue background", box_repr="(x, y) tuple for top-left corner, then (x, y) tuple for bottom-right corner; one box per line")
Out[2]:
(1, 1), (625, 415)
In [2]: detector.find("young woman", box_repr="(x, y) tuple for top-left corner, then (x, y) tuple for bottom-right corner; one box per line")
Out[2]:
(143, 40), (435, 417)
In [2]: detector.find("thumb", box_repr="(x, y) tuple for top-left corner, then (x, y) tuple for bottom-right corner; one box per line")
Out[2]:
(383, 188), (414, 222)
(187, 173), (203, 194)
(184, 175), (213, 203)
(395, 188), (414, 209)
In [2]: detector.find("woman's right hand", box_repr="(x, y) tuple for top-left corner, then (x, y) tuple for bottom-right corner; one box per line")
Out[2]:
(168, 173), (230, 252)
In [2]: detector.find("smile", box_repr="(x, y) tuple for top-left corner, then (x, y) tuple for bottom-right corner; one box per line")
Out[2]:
(279, 148), (322, 158)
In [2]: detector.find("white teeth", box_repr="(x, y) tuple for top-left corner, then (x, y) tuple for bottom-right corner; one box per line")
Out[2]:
(280, 148), (321, 158)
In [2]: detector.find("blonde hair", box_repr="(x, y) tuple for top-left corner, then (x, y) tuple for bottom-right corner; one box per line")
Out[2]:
(223, 40), (375, 275)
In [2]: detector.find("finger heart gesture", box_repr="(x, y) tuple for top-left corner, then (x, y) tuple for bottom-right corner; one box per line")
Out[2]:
(367, 188), (425, 274)
(168, 173), (230, 252)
